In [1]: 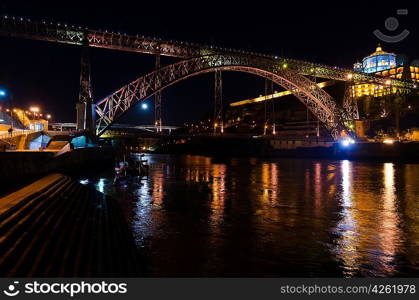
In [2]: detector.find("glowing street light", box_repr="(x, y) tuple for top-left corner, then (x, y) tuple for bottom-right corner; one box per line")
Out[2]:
(0, 89), (6, 97)
(141, 103), (148, 110)
(29, 106), (40, 121)
(46, 114), (51, 120)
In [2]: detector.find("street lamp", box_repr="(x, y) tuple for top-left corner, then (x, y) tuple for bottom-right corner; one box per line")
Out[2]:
(29, 106), (40, 118)
(29, 107), (40, 130)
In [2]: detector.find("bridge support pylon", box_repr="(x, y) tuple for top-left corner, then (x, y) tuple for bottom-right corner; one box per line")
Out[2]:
(213, 70), (223, 134)
(263, 79), (275, 135)
(154, 54), (162, 133)
(76, 45), (95, 135)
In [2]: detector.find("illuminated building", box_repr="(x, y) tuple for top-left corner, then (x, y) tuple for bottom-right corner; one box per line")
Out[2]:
(352, 45), (419, 97)
(354, 45), (397, 73)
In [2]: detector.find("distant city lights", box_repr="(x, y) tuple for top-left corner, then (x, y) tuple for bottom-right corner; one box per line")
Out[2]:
(339, 138), (355, 147)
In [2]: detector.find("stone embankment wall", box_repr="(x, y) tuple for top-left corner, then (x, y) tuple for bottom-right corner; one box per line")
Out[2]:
(0, 147), (114, 184)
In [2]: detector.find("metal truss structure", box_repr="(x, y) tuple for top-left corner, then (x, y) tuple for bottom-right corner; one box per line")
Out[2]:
(213, 70), (223, 133)
(79, 46), (93, 104)
(1, 15), (417, 90)
(1, 15), (418, 139)
(76, 45), (95, 132)
(96, 54), (347, 139)
(263, 79), (275, 135)
(154, 54), (162, 132)
(342, 83), (359, 121)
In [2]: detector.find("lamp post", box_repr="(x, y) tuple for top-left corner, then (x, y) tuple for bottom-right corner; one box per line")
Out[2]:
(29, 106), (40, 130)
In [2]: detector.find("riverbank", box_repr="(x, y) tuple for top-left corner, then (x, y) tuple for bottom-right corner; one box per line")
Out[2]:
(0, 147), (115, 189)
(0, 173), (143, 277)
(155, 136), (419, 162)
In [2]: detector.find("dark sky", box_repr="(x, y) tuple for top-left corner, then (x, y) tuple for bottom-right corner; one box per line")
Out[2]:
(0, 0), (418, 125)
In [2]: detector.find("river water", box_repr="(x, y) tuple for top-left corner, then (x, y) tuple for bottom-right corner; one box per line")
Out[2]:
(84, 154), (419, 277)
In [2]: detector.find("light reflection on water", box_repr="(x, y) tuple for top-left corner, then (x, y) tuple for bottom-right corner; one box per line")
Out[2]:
(90, 154), (419, 277)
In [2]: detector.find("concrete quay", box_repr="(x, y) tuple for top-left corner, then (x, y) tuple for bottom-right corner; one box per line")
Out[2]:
(0, 174), (143, 277)
(0, 147), (114, 185)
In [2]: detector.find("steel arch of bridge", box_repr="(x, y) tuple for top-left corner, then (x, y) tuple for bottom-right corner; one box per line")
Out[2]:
(96, 54), (348, 139)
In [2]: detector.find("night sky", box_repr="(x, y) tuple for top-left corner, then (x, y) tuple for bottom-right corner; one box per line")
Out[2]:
(0, 0), (418, 125)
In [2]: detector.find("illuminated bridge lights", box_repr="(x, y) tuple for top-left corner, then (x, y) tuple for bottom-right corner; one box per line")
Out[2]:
(1, 15), (418, 141)
(1, 15), (417, 90)
(95, 54), (348, 139)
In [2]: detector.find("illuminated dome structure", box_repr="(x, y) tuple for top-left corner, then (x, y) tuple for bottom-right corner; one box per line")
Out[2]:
(354, 45), (397, 73)
(352, 45), (419, 98)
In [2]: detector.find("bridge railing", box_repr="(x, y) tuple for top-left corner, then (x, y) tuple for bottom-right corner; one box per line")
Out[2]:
(1, 15), (417, 90)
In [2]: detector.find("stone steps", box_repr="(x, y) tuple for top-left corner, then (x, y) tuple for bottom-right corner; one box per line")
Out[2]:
(0, 174), (143, 277)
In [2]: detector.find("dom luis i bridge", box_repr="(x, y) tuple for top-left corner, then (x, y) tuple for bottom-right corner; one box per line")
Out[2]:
(2, 8), (419, 281)
(1, 15), (418, 140)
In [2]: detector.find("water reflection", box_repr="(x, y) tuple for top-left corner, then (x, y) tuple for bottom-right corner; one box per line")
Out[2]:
(314, 162), (322, 210)
(88, 155), (418, 277)
(261, 163), (279, 206)
(379, 163), (401, 275)
(151, 170), (164, 207)
(210, 164), (226, 228)
(333, 161), (406, 276)
(334, 160), (359, 276)
(131, 176), (153, 247)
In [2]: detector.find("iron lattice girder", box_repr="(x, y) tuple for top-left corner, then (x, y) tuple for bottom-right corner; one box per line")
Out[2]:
(154, 54), (162, 131)
(95, 54), (346, 139)
(1, 15), (417, 90)
(213, 70), (223, 130)
(79, 46), (93, 103)
(342, 84), (359, 121)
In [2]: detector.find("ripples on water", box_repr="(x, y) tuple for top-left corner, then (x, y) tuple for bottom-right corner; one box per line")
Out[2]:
(85, 155), (419, 277)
